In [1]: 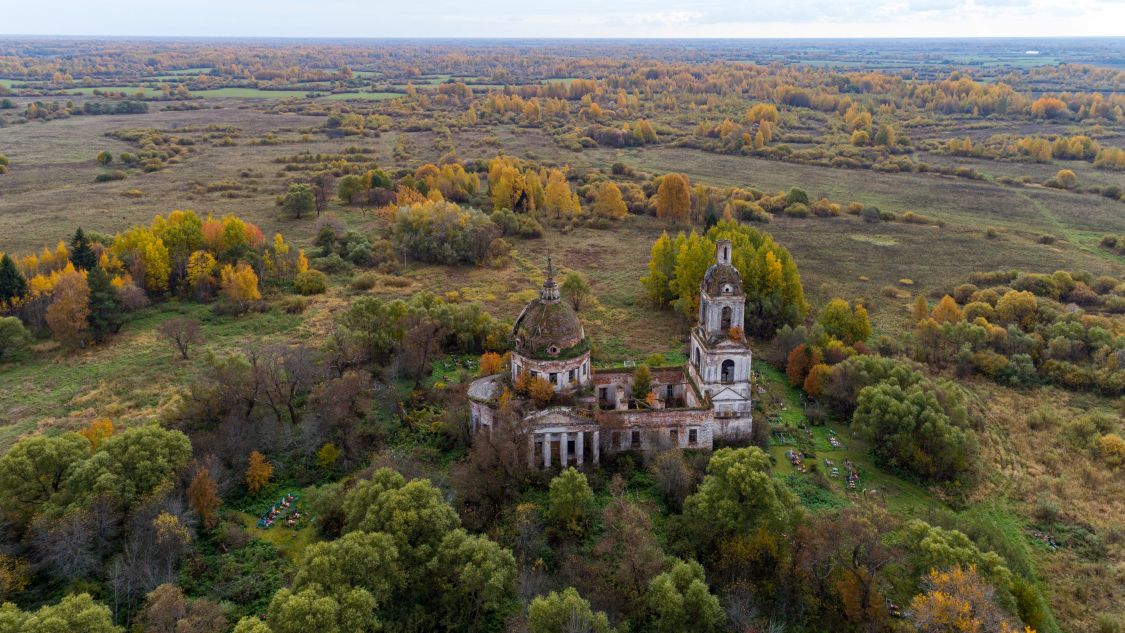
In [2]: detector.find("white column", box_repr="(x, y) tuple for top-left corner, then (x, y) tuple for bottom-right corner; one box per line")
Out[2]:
(593, 430), (600, 465)
(560, 431), (569, 467)
(576, 430), (584, 465)
(543, 433), (552, 468)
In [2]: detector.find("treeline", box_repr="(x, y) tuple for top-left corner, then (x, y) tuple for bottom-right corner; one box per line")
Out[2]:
(0, 211), (309, 351)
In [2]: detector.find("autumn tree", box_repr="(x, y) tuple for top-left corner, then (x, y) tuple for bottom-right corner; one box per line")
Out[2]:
(543, 169), (581, 219)
(478, 351), (504, 376)
(910, 566), (1016, 633)
(158, 316), (202, 360)
(913, 295), (930, 322)
(219, 262), (261, 310)
(46, 266), (90, 345)
(592, 181), (627, 220)
(656, 173), (691, 225)
(79, 418), (115, 450)
(931, 295), (963, 323)
(187, 467), (220, 530)
(528, 376), (554, 406)
(817, 298), (871, 345)
(1054, 168), (1078, 189)
(245, 451), (273, 493)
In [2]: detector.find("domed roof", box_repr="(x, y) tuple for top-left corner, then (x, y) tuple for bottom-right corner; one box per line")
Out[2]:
(512, 256), (587, 359)
(702, 262), (743, 296)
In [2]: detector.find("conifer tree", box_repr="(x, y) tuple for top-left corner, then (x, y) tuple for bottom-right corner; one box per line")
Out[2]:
(0, 254), (28, 306)
(70, 228), (98, 271)
(86, 265), (124, 341)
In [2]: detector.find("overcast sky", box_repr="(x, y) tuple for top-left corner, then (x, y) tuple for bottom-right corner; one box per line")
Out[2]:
(5, 0), (1125, 38)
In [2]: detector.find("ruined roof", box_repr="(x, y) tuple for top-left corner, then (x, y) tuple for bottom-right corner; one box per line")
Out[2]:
(468, 374), (503, 403)
(512, 254), (587, 359)
(702, 262), (743, 297)
(512, 298), (586, 359)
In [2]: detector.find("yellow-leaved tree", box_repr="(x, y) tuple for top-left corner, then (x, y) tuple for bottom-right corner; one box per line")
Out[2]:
(544, 169), (581, 219)
(219, 262), (261, 309)
(656, 173), (692, 225)
(592, 181), (628, 220)
(245, 451), (273, 494)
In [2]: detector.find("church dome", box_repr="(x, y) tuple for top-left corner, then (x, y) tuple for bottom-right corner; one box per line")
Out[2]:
(702, 262), (743, 296)
(512, 256), (587, 359)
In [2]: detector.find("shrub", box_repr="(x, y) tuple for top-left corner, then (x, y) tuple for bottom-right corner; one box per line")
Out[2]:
(294, 270), (328, 295)
(350, 271), (379, 291)
(278, 295), (309, 313)
(94, 170), (127, 183)
(783, 202), (810, 218)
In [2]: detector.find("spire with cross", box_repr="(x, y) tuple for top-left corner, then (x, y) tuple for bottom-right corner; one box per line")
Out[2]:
(540, 250), (560, 302)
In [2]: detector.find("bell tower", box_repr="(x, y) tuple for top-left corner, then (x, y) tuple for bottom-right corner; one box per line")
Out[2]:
(687, 239), (753, 436)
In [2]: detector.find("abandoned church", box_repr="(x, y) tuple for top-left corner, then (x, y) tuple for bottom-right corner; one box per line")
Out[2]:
(468, 239), (754, 468)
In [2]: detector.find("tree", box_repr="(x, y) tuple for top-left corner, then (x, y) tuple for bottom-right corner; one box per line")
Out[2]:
(141, 583), (227, 633)
(342, 470), (461, 567)
(478, 351), (504, 376)
(293, 530), (402, 603)
(66, 425), (192, 508)
(219, 263), (261, 309)
(909, 566), (1016, 633)
(656, 173), (691, 225)
(427, 529), (518, 632)
(817, 298), (870, 345)
(186, 251), (217, 298)
(158, 316), (202, 360)
(560, 271), (591, 312)
(86, 265), (123, 342)
(46, 267), (90, 345)
(245, 451), (273, 493)
(96, 151), (113, 166)
(543, 169), (581, 219)
(0, 317), (31, 360)
(633, 363), (653, 404)
(680, 447), (798, 560)
(528, 376), (554, 406)
(670, 231), (711, 318)
(995, 290), (1037, 329)
(592, 181), (627, 220)
(79, 418), (114, 450)
(1055, 168), (1078, 189)
(0, 593), (123, 633)
(311, 172), (335, 216)
(853, 381), (975, 482)
(70, 228), (98, 271)
(546, 467), (594, 536)
(0, 432), (89, 518)
(874, 124), (897, 147)
(281, 183), (316, 219)
(528, 587), (615, 633)
(337, 174), (366, 204)
(397, 313), (446, 386)
(257, 586), (380, 633)
(0, 254), (28, 306)
(642, 559), (725, 633)
(913, 295), (930, 322)
(641, 231), (678, 307)
(931, 295), (963, 324)
(188, 467), (220, 530)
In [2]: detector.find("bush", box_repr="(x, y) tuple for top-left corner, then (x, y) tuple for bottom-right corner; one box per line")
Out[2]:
(310, 253), (352, 274)
(783, 202), (810, 218)
(350, 271), (379, 291)
(94, 170), (127, 183)
(278, 295), (310, 313)
(294, 270), (328, 295)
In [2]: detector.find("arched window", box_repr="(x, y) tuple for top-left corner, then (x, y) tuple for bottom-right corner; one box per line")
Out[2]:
(694, 347), (701, 370)
(720, 306), (732, 330)
(721, 359), (735, 383)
